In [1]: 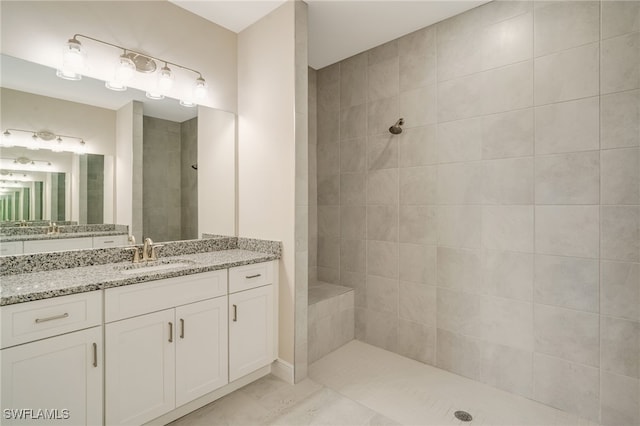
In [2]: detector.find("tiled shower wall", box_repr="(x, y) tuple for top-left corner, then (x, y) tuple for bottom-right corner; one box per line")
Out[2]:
(314, 1), (639, 424)
(143, 116), (198, 242)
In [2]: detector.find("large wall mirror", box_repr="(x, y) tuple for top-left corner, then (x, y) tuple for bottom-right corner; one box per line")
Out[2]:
(0, 53), (236, 248)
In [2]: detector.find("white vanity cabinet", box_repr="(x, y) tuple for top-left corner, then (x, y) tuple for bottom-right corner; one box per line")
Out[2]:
(23, 237), (93, 254)
(104, 270), (229, 426)
(0, 292), (103, 426)
(0, 241), (23, 256)
(228, 262), (275, 382)
(92, 235), (128, 248)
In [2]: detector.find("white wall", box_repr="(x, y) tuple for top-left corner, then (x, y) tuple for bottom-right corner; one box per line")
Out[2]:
(197, 106), (236, 237)
(1, 88), (116, 156)
(238, 1), (296, 364)
(0, 1), (238, 113)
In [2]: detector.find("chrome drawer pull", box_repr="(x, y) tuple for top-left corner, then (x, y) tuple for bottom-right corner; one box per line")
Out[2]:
(233, 304), (237, 322)
(168, 322), (173, 343)
(92, 343), (98, 367)
(35, 313), (69, 323)
(102, 240), (114, 244)
(246, 274), (261, 279)
(180, 319), (185, 339)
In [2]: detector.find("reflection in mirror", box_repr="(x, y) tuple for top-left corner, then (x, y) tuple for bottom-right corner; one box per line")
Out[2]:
(1, 53), (237, 249)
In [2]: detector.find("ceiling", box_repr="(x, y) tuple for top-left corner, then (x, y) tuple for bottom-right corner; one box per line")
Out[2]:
(170, 0), (490, 69)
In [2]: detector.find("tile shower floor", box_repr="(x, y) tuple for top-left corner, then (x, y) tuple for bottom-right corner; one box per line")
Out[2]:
(171, 341), (598, 426)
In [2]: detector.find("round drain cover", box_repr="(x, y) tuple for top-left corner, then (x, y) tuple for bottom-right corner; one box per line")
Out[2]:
(454, 411), (473, 422)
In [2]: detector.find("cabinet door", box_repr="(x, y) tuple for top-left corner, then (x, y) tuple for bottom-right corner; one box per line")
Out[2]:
(175, 298), (228, 406)
(0, 327), (102, 426)
(228, 285), (274, 382)
(105, 309), (175, 425)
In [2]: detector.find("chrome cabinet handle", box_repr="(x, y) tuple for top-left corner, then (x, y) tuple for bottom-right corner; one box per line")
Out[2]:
(168, 322), (173, 343)
(35, 313), (69, 323)
(92, 343), (98, 367)
(246, 274), (261, 279)
(102, 240), (114, 244)
(180, 319), (185, 339)
(233, 304), (237, 322)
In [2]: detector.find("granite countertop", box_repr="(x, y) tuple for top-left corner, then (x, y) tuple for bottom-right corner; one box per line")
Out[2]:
(0, 230), (128, 243)
(0, 249), (278, 306)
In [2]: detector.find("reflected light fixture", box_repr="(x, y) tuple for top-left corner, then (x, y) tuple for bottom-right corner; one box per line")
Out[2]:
(57, 34), (207, 106)
(1, 128), (87, 153)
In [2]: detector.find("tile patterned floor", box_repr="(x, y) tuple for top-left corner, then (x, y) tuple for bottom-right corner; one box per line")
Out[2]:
(170, 341), (598, 426)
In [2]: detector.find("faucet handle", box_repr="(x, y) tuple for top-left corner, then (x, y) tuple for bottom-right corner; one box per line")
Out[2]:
(128, 235), (136, 245)
(150, 244), (164, 261)
(125, 246), (141, 263)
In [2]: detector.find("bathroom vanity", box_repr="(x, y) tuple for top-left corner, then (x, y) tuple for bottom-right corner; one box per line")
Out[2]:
(0, 241), (279, 426)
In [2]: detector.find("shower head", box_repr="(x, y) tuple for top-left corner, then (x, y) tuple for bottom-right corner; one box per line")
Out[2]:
(389, 118), (404, 135)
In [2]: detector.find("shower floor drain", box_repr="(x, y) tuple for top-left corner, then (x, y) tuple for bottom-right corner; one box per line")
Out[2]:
(454, 411), (473, 422)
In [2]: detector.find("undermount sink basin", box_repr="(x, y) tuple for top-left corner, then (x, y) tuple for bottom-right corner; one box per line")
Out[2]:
(115, 258), (196, 275)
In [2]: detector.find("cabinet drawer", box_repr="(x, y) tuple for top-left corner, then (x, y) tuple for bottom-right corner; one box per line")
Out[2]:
(105, 269), (227, 323)
(0, 241), (23, 256)
(1, 291), (102, 349)
(23, 237), (93, 254)
(229, 261), (274, 294)
(93, 235), (128, 248)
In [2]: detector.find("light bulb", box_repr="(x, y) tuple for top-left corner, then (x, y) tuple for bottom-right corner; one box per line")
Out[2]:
(193, 77), (207, 99)
(157, 64), (173, 92)
(180, 100), (196, 108)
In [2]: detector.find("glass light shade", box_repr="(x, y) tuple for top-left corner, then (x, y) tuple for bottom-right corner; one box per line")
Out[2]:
(193, 77), (207, 99)
(63, 38), (84, 68)
(146, 91), (164, 100)
(116, 55), (136, 83)
(56, 68), (81, 80)
(105, 80), (127, 91)
(58, 38), (84, 80)
(157, 65), (173, 92)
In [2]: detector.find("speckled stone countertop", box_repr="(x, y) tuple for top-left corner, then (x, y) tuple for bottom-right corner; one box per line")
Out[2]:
(0, 249), (278, 306)
(0, 230), (128, 242)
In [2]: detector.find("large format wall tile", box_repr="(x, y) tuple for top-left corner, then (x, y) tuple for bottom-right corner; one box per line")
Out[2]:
(534, 304), (600, 367)
(398, 243), (437, 285)
(535, 205), (599, 258)
(437, 205), (482, 249)
(398, 319), (436, 365)
(601, 0), (640, 40)
(601, 206), (640, 262)
(481, 249), (533, 302)
(437, 246), (482, 293)
(533, 353), (600, 422)
(534, 151), (600, 204)
(482, 205), (534, 253)
(601, 261), (640, 321)
(398, 281), (436, 327)
(600, 147), (640, 205)
(601, 32), (640, 94)
(535, 96), (600, 154)
(399, 205), (437, 245)
(600, 371), (640, 426)
(534, 254), (599, 313)
(340, 53), (367, 108)
(534, 42), (599, 105)
(398, 125), (438, 167)
(533, 1), (599, 57)
(600, 90), (640, 149)
(436, 328), (482, 380)
(437, 117), (483, 163)
(482, 157), (534, 204)
(481, 108), (534, 160)
(399, 166), (437, 205)
(601, 316), (640, 378)
(479, 340), (533, 398)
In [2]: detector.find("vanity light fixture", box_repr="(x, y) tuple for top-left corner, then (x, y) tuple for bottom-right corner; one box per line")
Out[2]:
(57, 34), (208, 105)
(2, 128), (87, 153)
